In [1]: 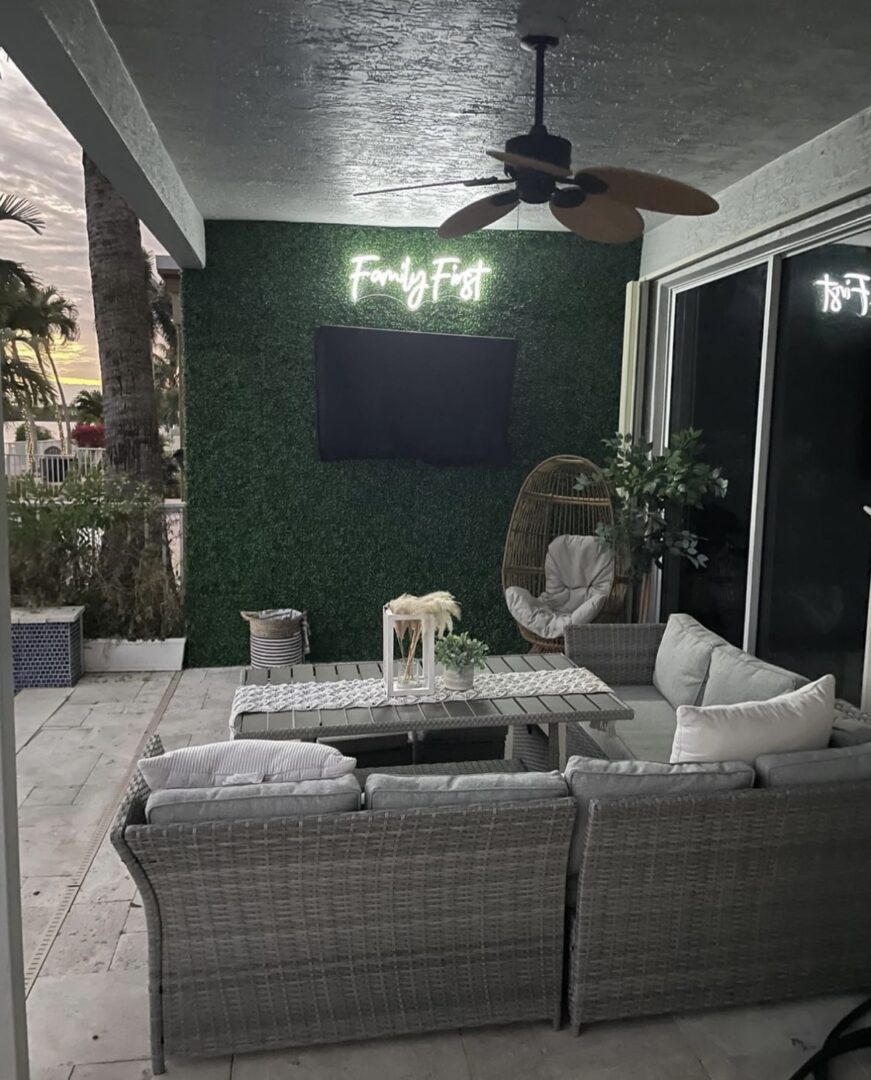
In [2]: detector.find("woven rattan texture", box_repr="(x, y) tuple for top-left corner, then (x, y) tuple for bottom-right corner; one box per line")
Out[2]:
(113, 737), (576, 1067)
(568, 781), (871, 1030)
(564, 623), (666, 685)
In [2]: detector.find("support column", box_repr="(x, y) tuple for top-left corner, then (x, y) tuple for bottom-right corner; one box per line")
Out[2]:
(0, 454), (29, 1077)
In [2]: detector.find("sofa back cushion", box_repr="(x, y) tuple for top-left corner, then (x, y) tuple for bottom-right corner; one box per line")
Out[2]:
(653, 614), (725, 708)
(671, 675), (835, 765)
(563, 755), (754, 878)
(756, 742), (871, 787)
(145, 774), (362, 824)
(702, 644), (806, 707)
(364, 771), (567, 811)
(138, 739), (356, 791)
(830, 720), (871, 748)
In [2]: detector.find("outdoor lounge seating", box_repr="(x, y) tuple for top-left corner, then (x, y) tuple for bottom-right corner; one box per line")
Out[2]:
(502, 456), (625, 650)
(111, 735), (576, 1074)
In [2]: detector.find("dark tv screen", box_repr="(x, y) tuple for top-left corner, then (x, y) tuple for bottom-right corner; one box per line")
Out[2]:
(315, 325), (515, 466)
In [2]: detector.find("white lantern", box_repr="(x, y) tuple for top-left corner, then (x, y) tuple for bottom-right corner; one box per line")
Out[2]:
(383, 604), (435, 697)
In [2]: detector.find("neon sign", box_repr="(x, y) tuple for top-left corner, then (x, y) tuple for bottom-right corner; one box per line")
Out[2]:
(349, 254), (491, 311)
(814, 272), (871, 316)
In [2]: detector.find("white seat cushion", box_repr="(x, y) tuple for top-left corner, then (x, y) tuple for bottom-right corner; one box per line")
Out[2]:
(670, 675), (836, 765)
(505, 534), (614, 639)
(138, 739), (357, 791)
(145, 774), (362, 824)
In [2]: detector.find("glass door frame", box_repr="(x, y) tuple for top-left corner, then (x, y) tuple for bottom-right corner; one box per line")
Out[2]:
(638, 207), (871, 708)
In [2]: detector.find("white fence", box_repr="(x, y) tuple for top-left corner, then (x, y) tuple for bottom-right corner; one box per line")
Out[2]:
(5, 443), (105, 483)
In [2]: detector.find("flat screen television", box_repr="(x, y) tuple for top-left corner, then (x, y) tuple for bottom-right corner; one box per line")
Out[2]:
(315, 325), (516, 466)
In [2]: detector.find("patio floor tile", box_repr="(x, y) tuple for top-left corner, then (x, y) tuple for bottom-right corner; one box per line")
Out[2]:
(232, 1030), (470, 1079)
(27, 971), (150, 1071)
(70, 1059), (231, 1078)
(23, 785), (83, 805)
(41, 900), (130, 976)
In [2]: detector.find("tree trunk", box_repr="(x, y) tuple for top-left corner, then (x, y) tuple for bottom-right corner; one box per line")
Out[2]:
(83, 153), (162, 490)
(40, 342), (71, 452)
(9, 341), (37, 467)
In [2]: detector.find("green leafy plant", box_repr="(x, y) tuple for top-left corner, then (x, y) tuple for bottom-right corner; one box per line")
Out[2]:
(14, 423), (51, 442)
(577, 429), (728, 583)
(7, 472), (182, 640)
(434, 631), (489, 672)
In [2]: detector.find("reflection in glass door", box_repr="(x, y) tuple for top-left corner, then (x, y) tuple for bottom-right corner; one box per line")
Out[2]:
(662, 265), (768, 645)
(756, 243), (871, 703)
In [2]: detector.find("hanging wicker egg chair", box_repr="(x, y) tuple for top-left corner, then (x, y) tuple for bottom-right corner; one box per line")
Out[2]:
(501, 455), (626, 651)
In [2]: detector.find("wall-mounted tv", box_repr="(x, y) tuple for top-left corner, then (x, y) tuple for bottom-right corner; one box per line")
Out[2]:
(315, 325), (516, 466)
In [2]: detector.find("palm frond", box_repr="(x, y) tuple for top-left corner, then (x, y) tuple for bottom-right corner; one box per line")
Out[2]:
(0, 194), (45, 234)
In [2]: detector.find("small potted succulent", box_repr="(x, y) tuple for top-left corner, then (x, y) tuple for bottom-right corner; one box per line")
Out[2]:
(434, 631), (489, 691)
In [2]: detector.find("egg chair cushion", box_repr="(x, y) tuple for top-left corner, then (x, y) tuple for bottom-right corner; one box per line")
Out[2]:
(505, 534), (615, 640)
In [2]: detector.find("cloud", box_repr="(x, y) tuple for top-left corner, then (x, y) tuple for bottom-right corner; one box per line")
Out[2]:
(0, 59), (166, 394)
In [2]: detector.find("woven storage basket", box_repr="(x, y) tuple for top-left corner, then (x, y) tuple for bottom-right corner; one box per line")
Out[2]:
(241, 609), (309, 669)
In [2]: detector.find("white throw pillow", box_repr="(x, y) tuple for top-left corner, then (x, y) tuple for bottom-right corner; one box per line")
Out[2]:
(670, 674), (835, 765)
(138, 739), (356, 791)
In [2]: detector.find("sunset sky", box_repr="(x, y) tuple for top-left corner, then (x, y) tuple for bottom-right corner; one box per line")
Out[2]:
(0, 59), (165, 393)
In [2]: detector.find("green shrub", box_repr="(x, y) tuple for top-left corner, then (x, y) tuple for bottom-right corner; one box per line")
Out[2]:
(7, 472), (182, 640)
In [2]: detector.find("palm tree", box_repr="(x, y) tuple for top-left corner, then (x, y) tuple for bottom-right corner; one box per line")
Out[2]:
(0, 195), (49, 462)
(83, 155), (162, 488)
(73, 388), (103, 423)
(0, 193), (44, 293)
(0, 330), (56, 463)
(24, 284), (79, 449)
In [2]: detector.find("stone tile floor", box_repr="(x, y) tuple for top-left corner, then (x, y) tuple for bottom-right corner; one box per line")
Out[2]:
(13, 668), (871, 1080)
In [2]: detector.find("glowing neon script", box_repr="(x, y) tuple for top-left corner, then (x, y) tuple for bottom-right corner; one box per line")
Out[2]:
(814, 272), (871, 316)
(349, 255), (491, 311)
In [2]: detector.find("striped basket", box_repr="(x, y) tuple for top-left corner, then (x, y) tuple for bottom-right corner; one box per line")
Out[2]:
(241, 609), (310, 670)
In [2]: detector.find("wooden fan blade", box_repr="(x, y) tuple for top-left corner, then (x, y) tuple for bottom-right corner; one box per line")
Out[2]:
(550, 196), (644, 244)
(437, 192), (519, 239)
(487, 149), (571, 179)
(577, 166), (718, 216)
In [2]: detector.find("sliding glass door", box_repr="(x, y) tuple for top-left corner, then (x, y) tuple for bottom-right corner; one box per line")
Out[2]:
(661, 265), (768, 646)
(655, 237), (871, 705)
(755, 242), (871, 702)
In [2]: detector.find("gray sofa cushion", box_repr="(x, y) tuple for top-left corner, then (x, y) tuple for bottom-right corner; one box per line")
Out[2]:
(607, 685), (678, 762)
(364, 771), (567, 811)
(145, 774), (362, 824)
(563, 755), (754, 878)
(653, 614), (725, 708)
(830, 720), (871, 748)
(702, 644), (806, 707)
(756, 742), (871, 787)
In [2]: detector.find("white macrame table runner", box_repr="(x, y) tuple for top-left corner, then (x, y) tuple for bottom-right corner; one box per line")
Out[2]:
(230, 666), (610, 729)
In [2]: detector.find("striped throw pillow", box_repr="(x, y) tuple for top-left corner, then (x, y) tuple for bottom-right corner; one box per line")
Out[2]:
(138, 739), (356, 790)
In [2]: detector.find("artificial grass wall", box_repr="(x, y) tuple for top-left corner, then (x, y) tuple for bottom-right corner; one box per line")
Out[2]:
(182, 221), (639, 665)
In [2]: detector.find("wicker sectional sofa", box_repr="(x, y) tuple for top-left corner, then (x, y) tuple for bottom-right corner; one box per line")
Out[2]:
(112, 736), (577, 1075)
(113, 623), (871, 1071)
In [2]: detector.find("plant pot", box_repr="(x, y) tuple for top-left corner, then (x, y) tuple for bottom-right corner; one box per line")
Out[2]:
(443, 665), (474, 691)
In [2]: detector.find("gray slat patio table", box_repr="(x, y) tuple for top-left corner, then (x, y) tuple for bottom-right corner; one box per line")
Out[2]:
(235, 653), (634, 769)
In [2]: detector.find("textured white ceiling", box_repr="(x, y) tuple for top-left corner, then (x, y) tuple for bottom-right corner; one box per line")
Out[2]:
(95, 0), (871, 231)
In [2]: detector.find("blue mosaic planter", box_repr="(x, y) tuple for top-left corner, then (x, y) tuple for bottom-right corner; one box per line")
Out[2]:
(11, 607), (84, 693)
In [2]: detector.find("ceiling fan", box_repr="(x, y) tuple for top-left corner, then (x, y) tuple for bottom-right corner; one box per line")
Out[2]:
(353, 16), (719, 244)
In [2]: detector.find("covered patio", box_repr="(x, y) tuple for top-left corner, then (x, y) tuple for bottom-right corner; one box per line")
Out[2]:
(2, 2), (871, 1079)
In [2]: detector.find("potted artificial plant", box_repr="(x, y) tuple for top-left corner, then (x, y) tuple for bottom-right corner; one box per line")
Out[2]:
(435, 631), (489, 691)
(577, 429), (728, 621)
